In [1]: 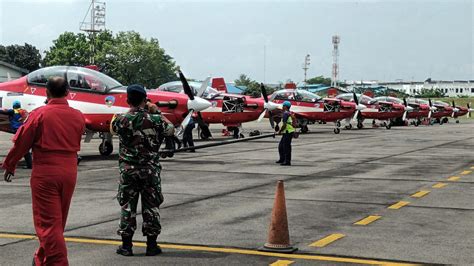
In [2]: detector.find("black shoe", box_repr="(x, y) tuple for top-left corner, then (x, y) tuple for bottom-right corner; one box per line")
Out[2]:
(77, 156), (82, 165)
(275, 160), (283, 164)
(280, 162), (291, 166)
(146, 244), (162, 256)
(116, 245), (133, 256)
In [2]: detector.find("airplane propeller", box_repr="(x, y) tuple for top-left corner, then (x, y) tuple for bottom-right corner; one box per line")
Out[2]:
(351, 92), (366, 122)
(467, 103), (473, 118)
(257, 83), (279, 128)
(451, 100), (459, 118)
(402, 98), (411, 121)
(177, 70), (211, 134)
(428, 99), (434, 119)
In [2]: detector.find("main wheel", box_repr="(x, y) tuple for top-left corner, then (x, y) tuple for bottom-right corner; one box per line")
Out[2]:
(336, 121), (341, 127)
(345, 124), (352, 130)
(301, 125), (309, 133)
(357, 122), (363, 129)
(334, 128), (340, 134)
(99, 141), (113, 156)
(456, 120), (460, 124)
(386, 123), (391, 129)
(443, 117), (449, 123)
(200, 131), (210, 140)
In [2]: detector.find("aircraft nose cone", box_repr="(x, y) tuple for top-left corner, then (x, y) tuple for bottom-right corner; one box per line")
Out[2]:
(265, 101), (279, 111)
(188, 97), (211, 112)
(357, 104), (366, 110)
(454, 108), (460, 112)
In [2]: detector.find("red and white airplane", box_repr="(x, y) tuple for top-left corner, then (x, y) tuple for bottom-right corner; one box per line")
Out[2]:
(269, 89), (363, 134)
(336, 93), (409, 129)
(450, 101), (473, 122)
(155, 78), (279, 139)
(0, 66), (211, 155)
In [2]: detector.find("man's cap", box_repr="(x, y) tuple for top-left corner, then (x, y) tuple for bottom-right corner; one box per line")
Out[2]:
(283, 101), (291, 108)
(127, 84), (147, 97)
(12, 100), (21, 108)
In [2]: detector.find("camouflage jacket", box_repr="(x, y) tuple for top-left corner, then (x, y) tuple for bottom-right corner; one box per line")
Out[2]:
(112, 107), (170, 169)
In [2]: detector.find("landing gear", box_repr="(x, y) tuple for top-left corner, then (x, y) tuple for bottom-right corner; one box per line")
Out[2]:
(357, 121), (363, 129)
(333, 120), (341, 134)
(345, 124), (352, 130)
(456, 120), (460, 124)
(414, 119), (421, 127)
(99, 133), (113, 156)
(198, 124), (212, 140)
(301, 125), (309, 134)
(442, 117), (449, 124)
(386, 123), (392, 130)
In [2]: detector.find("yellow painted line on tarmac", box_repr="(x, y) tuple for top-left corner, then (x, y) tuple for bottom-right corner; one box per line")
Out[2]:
(309, 233), (345, 248)
(460, 170), (472, 175)
(270, 259), (294, 266)
(0, 233), (419, 265)
(354, 215), (381, 225)
(411, 191), (430, 198)
(432, 183), (447, 189)
(388, 201), (410, 210)
(447, 176), (460, 181)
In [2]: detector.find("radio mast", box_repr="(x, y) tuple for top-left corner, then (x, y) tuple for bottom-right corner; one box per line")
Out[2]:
(302, 54), (310, 84)
(80, 0), (106, 64)
(331, 35), (340, 87)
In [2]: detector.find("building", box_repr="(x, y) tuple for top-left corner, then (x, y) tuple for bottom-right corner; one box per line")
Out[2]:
(0, 61), (29, 83)
(347, 79), (474, 97)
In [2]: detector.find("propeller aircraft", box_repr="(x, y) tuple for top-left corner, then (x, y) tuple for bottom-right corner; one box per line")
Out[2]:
(0, 66), (211, 156)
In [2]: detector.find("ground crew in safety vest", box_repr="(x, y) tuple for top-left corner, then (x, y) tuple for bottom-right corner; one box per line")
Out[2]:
(2, 77), (85, 265)
(276, 101), (295, 166)
(111, 84), (174, 256)
(0, 100), (33, 169)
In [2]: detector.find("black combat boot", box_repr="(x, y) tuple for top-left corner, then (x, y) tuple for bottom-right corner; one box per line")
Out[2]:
(116, 235), (133, 256)
(146, 235), (162, 256)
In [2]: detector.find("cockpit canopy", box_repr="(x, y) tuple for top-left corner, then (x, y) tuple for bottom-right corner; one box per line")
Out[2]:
(27, 66), (124, 93)
(336, 93), (376, 105)
(156, 81), (219, 98)
(270, 89), (322, 103)
(375, 96), (403, 104)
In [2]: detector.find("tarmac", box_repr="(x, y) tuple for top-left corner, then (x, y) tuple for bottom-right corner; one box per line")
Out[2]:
(0, 120), (473, 265)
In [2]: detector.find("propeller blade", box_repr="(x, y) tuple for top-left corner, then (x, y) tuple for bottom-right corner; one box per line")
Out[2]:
(196, 77), (211, 98)
(268, 111), (275, 129)
(429, 99), (432, 107)
(428, 110), (432, 119)
(179, 111), (193, 133)
(257, 109), (267, 122)
(402, 111), (407, 121)
(353, 92), (359, 105)
(403, 98), (408, 107)
(261, 83), (269, 103)
(352, 110), (359, 122)
(178, 70), (195, 101)
(452, 100), (456, 108)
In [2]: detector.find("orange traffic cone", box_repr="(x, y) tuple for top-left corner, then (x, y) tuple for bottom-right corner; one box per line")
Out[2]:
(259, 180), (297, 253)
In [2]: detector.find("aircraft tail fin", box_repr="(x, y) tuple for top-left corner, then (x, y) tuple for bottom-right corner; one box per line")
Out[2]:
(211, 78), (227, 93)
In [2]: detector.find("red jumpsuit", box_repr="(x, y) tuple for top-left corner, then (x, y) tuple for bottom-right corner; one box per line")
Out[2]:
(2, 98), (85, 266)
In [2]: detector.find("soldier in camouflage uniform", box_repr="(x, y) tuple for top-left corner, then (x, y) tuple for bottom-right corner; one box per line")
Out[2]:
(111, 84), (173, 256)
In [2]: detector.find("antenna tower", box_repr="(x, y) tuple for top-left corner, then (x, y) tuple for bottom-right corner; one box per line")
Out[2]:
(302, 54), (310, 84)
(80, 0), (106, 64)
(331, 35), (340, 87)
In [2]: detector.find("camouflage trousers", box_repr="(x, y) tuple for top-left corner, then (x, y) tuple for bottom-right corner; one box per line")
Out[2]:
(117, 166), (164, 237)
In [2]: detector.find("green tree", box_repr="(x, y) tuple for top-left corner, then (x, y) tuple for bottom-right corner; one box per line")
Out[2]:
(0, 43), (41, 72)
(306, 75), (331, 86)
(234, 74), (275, 97)
(415, 88), (446, 98)
(43, 31), (177, 88)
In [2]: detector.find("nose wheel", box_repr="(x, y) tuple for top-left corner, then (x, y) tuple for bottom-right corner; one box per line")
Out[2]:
(333, 120), (341, 134)
(99, 141), (113, 156)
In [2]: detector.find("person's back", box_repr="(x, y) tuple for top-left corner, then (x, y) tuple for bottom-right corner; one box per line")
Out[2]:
(28, 100), (84, 155)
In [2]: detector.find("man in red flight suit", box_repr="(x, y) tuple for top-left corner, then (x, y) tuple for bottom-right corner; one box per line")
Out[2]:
(2, 77), (85, 265)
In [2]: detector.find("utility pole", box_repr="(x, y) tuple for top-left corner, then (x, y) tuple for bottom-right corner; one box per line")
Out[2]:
(80, 0), (106, 64)
(302, 54), (310, 85)
(331, 35), (340, 88)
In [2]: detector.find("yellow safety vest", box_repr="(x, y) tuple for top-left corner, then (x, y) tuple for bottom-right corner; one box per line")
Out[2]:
(285, 115), (295, 133)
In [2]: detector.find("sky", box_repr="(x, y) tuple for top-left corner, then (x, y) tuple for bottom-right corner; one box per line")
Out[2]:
(0, 0), (472, 84)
